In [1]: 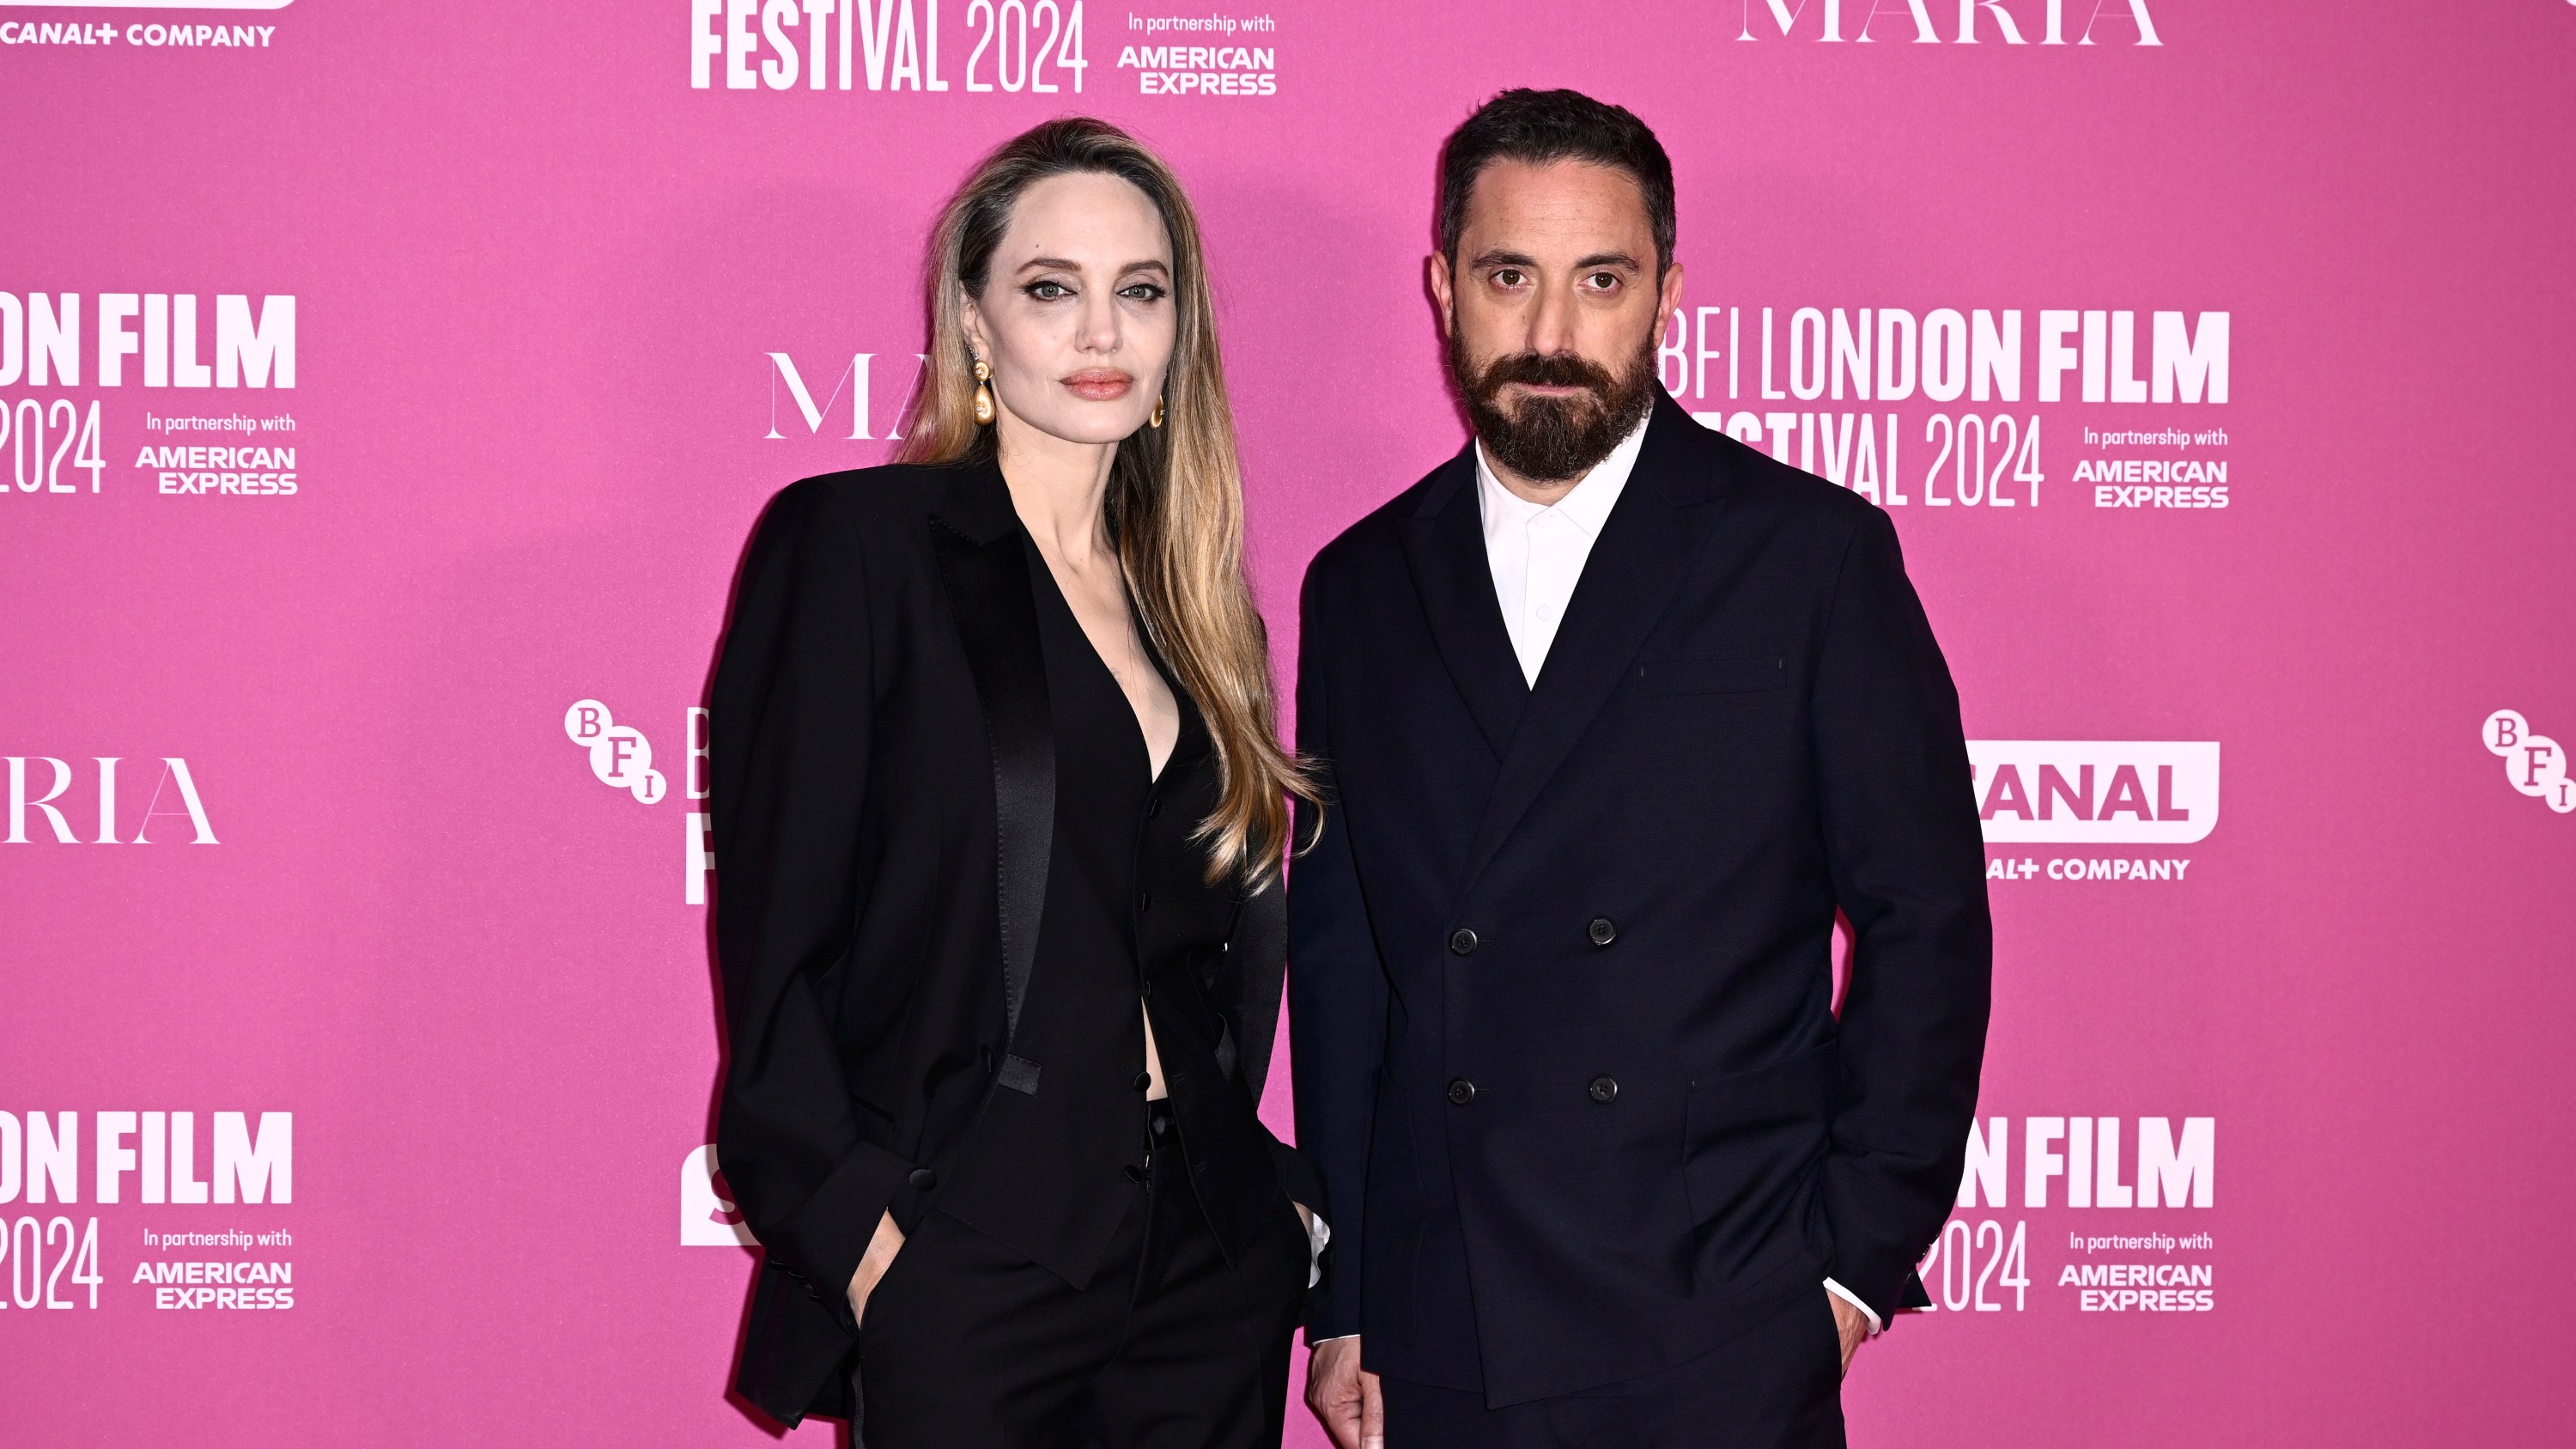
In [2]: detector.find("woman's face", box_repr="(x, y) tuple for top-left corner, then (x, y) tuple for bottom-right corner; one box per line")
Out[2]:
(963, 170), (1177, 447)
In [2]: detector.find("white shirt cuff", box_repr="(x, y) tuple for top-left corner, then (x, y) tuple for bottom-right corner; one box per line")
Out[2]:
(1303, 1210), (1331, 1290)
(1823, 1276), (1883, 1336)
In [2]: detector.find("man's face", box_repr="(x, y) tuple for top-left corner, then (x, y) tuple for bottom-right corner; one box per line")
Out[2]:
(1432, 158), (1685, 488)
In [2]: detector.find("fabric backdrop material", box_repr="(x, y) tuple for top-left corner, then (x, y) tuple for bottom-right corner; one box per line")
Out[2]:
(4, 3), (2573, 1445)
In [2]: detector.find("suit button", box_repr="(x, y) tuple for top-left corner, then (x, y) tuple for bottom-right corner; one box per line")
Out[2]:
(907, 1167), (939, 1190)
(1448, 928), (1479, 956)
(1138, 889), (1152, 913)
(1447, 1078), (1477, 1105)
(1134, 1072), (1154, 1093)
(1588, 916), (1617, 947)
(1123, 1163), (1147, 1184)
(1146, 794), (1162, 819)
(1588, 1075), (1619, 1104)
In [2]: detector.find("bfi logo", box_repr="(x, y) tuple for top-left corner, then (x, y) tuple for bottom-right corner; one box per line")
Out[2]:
(1969, 741), (2217, 844)
(562, 700), (715, 902)
(2482, 710), (2573, 814)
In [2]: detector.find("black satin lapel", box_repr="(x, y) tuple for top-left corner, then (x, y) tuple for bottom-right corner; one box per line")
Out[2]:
(1399, 447), (1528, 759)
(1459, 400), (1728, 889)
(930, 502), (1054, 1093)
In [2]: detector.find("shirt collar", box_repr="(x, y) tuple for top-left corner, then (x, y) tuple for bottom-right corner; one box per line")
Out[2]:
(1473, 410), (1653, 540)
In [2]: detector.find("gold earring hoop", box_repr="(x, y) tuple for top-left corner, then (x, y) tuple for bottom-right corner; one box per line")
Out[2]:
(1149, 394), (1165, 429)
(972, 358), (995, 426)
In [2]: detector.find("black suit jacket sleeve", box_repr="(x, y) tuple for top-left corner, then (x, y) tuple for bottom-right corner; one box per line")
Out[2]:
(1287, 566), (1389, 1341)
(711, 480), (914, 1322)
(1811, 507), (1995, 1321)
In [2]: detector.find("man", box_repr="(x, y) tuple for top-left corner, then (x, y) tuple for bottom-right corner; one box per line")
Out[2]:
(1291, 89), (1991, 1447)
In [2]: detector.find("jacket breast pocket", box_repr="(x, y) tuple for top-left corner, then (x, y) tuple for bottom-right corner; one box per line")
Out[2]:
(1639, 654), (1785, 697)
(1681, 1038), (1838, 1281)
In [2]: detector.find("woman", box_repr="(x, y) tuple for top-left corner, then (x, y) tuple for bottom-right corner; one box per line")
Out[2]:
(710, 118), (1323, 1449)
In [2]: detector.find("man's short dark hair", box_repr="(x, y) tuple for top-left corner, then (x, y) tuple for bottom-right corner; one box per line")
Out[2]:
(1437, 88), (1676, 272)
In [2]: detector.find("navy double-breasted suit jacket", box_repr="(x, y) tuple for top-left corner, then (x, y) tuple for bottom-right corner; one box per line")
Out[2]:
(1289, 395), (1991, 1405)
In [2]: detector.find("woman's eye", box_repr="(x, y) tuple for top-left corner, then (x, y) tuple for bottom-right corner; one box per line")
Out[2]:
(1027, 280), (1071, 301)
(1119, 283), (1167, 301)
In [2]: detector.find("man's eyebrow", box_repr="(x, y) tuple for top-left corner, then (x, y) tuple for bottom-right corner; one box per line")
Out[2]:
(1466, 249), (1643, 271)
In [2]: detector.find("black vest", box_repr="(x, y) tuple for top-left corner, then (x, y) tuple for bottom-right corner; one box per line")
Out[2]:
(934, 534), (1275, 1287)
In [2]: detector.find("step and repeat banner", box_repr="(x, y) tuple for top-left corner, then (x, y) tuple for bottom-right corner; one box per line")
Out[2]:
(6, 1), (2573, 1443)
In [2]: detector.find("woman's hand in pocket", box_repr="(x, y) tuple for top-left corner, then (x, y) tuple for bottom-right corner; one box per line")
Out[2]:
(846, 1211), (907, 1328)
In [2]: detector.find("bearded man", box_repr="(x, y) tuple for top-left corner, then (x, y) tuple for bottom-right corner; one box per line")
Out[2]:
(1289, 89), (1993, 1449)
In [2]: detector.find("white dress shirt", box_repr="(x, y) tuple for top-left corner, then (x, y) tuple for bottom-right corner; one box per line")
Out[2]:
(1314, 417), (1883, 1343)
(1475, 419), (1650, 687)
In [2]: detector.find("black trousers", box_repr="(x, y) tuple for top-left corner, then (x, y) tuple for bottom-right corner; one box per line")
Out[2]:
(1380, 1285), (1848, 1449)
(854, 1104), (1309, 1449)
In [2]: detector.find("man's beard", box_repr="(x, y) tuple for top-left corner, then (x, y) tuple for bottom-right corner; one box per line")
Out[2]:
(1449, 330), (1660, 484)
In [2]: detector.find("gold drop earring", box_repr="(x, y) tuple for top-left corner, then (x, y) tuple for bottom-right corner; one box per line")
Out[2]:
(1149, 394), (1165, 429)
(972, 358), (995, 426)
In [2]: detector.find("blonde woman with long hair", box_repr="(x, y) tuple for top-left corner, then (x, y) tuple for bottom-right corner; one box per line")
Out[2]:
(709, 118), (1324, 1448)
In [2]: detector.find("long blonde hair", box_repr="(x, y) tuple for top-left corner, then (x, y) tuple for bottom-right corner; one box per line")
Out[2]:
(900, 118), (1316, 886)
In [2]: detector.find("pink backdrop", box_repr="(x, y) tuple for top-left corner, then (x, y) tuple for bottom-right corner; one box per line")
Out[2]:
(8, 1), (2576, 1442)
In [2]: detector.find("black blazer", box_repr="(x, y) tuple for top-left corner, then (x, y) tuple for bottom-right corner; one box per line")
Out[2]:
(1289, 395), (1991, 1404)
(711, 460), (1316, 1426)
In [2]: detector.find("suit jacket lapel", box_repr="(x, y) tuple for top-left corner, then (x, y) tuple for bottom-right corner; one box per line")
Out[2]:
(1399, 445), (1528, 760)
(1460, 396), (1731, 890)
(930, 460), (1054, 1092)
